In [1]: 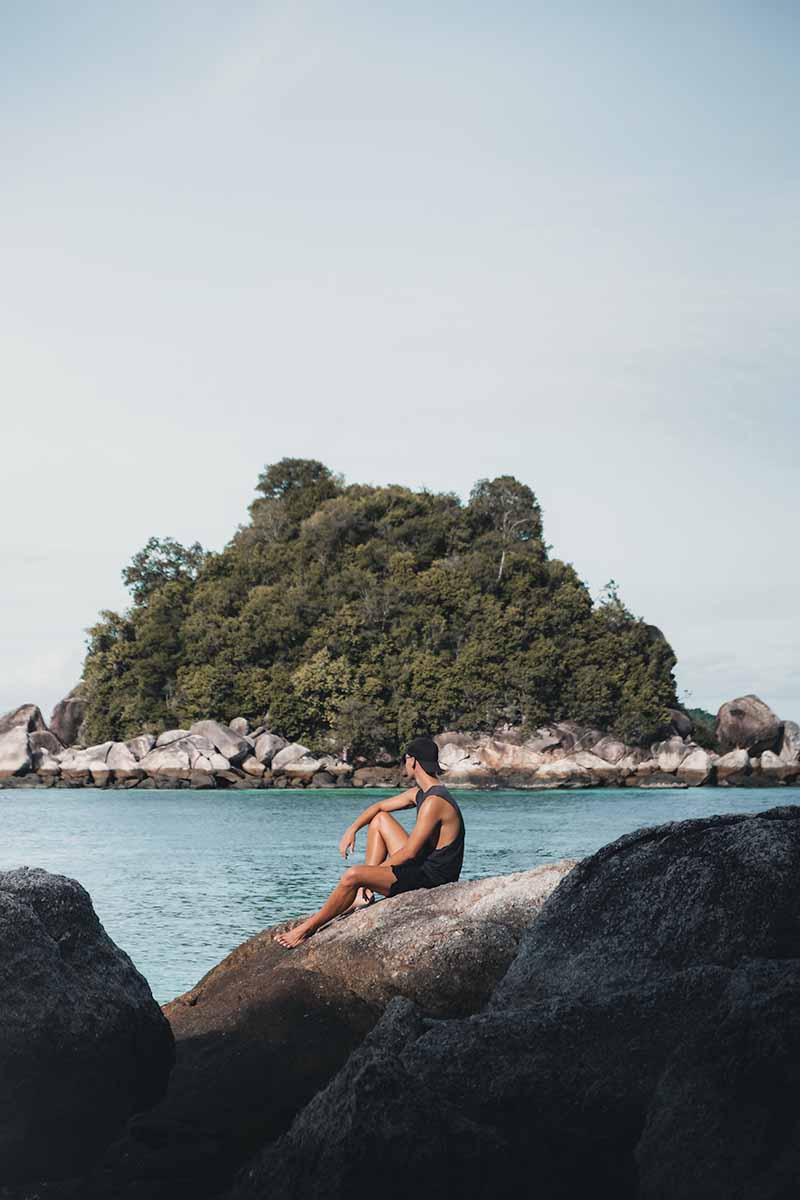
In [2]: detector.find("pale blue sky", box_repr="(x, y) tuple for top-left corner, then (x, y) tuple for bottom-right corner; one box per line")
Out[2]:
(2, 1), (798, 726)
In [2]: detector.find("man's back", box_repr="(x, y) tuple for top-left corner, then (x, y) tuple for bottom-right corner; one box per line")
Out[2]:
(411, 783), (466, 884)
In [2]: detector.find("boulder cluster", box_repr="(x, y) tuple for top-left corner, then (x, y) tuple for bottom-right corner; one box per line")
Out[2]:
(16, 806), (799, 1199)
(229, 805), (800, 1200)
(0, 694), (798, 791)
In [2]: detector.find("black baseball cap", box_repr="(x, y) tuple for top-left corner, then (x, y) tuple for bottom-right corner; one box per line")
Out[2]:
(403, 736), (442, 775)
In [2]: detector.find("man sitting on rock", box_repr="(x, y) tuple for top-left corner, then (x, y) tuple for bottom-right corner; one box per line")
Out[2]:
(274, 736), (466, 948)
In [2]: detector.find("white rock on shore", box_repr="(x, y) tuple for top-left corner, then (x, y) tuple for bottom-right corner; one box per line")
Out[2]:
(2, 694), (800, 791)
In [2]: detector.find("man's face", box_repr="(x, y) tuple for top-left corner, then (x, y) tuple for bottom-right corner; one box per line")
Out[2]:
(402, 754), (415, 778)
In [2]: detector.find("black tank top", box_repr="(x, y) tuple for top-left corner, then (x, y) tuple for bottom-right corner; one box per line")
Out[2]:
(412, 784), (466, 885)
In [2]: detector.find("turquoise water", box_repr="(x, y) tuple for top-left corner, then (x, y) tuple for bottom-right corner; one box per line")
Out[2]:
(0, 786), (792, 1004)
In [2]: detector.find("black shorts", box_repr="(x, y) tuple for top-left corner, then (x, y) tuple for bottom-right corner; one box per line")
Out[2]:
(387, 862), (435, 897)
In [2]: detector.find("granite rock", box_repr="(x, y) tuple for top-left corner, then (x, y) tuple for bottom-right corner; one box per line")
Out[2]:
(0, 867), (174, 1183)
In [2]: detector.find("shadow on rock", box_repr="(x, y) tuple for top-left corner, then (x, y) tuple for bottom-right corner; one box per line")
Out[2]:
(75, 862), (573, 1199)
(232, 806), (800, 1200)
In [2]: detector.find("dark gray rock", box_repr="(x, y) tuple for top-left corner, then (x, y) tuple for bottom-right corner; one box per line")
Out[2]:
(29, 729), (65, 755)
(49, 687), (87, 747)
(635, 960), (800, 1200)
(231, 996), (507, 1200)
(667, 708), (693, 738)
(237, 807), (800, 1200)
(715, 694), (783, 755)
(0, 868), (174, 1184)
(309, 771), (335, 787)
(81, 865), (572, 1199)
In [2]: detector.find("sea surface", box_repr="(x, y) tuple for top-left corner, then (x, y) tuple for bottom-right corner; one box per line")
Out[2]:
(0, 786), (791, 1004)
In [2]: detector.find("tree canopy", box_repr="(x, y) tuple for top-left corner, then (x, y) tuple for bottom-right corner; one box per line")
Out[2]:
(81, 458), (678, 750)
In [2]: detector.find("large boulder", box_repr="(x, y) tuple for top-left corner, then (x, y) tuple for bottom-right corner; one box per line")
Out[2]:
(49, 686), (87, 747)
(651, 735), (690, 773)
(81, 864), (572, 1197)
(715, 694), (783, 755)
(29, 729), (64, 756)
(532, 750), (624, 787)
(667, 708), (693, 738)
(106, 742), (140, 770)
(715, 747), (752, 785)
(189, 720), (251, 765)
(238, 807), (800, 1200)
(676, 746), (716, 785)
(58, 742), (114, 785)
(0, 704), (47, 735)
(253, 732), (288, 765)
(436, 740), (494, 787)
(155, 728), (190, 747)
(138, 742), (194, 778)
(0, 868), (173, 1183)
(0, 727), (32, 778)
(779, 719), (800, 764)
(270, 741), (313, 772)
(127, 733), (156, 760)
(592, 735), (630, 764)
(759, 750), (799, 784)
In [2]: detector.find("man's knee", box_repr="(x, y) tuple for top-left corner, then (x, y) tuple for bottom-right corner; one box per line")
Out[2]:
(342, 865), (361, 888)
(373, 810), (391, 832)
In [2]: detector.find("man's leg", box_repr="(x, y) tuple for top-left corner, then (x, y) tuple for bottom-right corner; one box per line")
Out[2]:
(353, 811), (409, 908)
(274, 863), (399, 949)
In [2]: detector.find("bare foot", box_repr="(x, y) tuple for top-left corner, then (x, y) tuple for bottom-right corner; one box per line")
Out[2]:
(273, 920), (313, 948)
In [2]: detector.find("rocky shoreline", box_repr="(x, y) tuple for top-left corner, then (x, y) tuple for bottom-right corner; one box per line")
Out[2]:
(1, 693), (798, 792)
(4, 805), (799, 1198)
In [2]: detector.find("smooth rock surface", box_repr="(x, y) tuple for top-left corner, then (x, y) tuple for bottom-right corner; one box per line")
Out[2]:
(49, 687), (87, 747)
(253, 732), (287, 764)
(0, 727), (32, 777)
(715, 694), (783, 755)
(0, 868), (174, 1183)
(715, 747), (751, 784)
(270, 741), (312, 771)
(28, 729), (65, 755)
(240, 807), (800, 1200)
(155, 728), (190, 747)
(189, 721), (251, 765)
(83, 864), (572, 1199)
(0, 703), (47, 735)
(127, 734), (156, 760)
(652, 735), (690, 773)
(779, 719), (800, 764)
(106, 742), (140, 772)
(676, 746), (716, 785)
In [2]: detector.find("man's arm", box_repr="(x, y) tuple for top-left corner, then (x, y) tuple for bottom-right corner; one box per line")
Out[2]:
(338, 787), (417, 858)
(385, 797), (442, 868)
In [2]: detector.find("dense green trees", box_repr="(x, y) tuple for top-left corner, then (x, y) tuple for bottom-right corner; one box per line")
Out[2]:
(80, 460), (678, 750)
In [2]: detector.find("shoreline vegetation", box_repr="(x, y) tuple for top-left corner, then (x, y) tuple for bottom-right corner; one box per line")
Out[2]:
(3, 461), (797, 794)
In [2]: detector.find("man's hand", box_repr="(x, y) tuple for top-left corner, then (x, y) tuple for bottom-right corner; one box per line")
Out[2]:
(339, 827), (356, 859)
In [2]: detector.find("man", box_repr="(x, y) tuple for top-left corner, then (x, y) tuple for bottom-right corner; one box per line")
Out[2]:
(273, 736), (466, 949)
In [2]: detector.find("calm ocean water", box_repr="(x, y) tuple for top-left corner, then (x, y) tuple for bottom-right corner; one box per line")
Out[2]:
(0, 786), (791, 1004)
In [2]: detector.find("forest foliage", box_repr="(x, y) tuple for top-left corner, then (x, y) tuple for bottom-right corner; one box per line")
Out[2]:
(81, 460), (678, 753)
